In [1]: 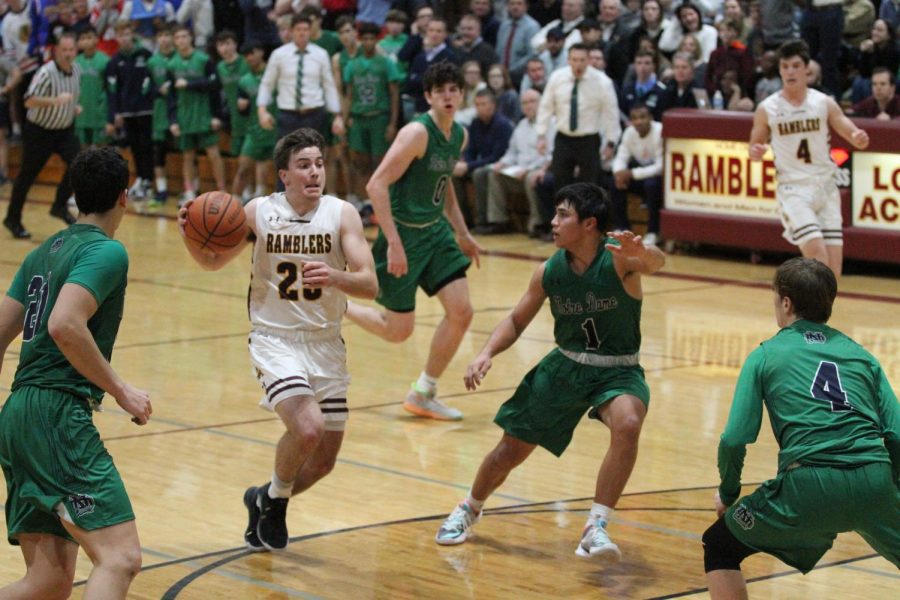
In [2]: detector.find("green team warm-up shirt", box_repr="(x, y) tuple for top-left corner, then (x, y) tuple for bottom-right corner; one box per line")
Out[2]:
(388, 114), (464, 225)
(75, 51), (109, 130)
(237, 69), (277, 147)
(718, 320), (900, 504)
(216, 56), (250, 137)
(149, 49), (175, 137)
(6, 225), (128, 403)
(167, 50), (217, 134)
(343, 53), (401, 116)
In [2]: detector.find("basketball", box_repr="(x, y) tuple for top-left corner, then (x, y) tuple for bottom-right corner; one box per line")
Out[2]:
(183, 191), (248, 253)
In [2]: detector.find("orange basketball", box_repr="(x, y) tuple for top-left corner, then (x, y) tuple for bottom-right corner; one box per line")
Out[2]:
(183, 192), (248, 252)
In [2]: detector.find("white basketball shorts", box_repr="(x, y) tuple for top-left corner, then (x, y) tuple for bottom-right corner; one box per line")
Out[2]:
(248, 328), (350, 431)
(776, 181), (843, 247)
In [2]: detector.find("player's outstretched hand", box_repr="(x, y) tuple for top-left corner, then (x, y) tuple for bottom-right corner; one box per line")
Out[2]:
(387, 241), (408, 277)
(464, 353), (492, 391)
(116, 383), (152, 426)
(458, 232), (483, 269)
(605, 230), (647, 257)
(302, 261), (333, 288)
(748, 142), (768, 161)
(851, 129), (869, 150)
(714, 492), (728, 518)
(176, 200), (193, 235)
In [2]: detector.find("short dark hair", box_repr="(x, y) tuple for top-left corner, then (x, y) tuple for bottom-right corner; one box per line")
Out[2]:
(777, 40), (811, 65)
(385, 9), (408, 24)
(554, 183), (609, 230)
(76, 27), (97, 40)
(292, 13), (313, 28)
(69, 147), (129, 215)
(56, 31), (77, 46)
(872, 66), (896, 85)
(635, 49), (657, 65)
(629, 102), (651, 116)
(423, 61), (464, 94)
(274, 128), (325, 172)
(172, 24), (192, 37)
(297, 6), (321, 21)
(569, 42), (590, 55)
(358, 22), (381, 37)
(335, 15), (356, 31)
(215, 30), (238, 44)
(773, 257), (837, 323)
(155, 24), (174, 37)
(240, 41), (266, 56)
(474, 87), (496, 102)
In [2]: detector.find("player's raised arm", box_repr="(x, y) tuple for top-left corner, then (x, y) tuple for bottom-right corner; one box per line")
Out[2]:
(748, 103), (770, 161)
(465, 263), (547, 390)
(606, 231), (665, 300)
(826, 98), (870, 150)
(178, 197), (258, 271)
(301, 202), (378, 299)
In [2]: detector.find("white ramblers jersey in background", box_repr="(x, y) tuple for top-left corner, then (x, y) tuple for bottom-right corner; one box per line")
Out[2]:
(762, 88), (837, 185)
(250, 193), (346, 333)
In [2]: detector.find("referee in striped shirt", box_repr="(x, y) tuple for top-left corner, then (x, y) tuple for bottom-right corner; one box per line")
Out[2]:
(4, 33), (81, 239)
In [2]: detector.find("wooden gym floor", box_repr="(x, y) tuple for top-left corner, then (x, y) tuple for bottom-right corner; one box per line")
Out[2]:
(1, 188), (898, 599)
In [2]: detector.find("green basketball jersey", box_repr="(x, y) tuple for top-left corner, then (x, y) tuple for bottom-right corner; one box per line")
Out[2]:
(216, 56), (250, 137)
(6, 225), (129, 402)
(542, 245), (642, 356)
(149, 49), (174, 134)
(238, 70), (277, 148)
(377, 33), (409, 80)
(75, 52), (109, 130)
(313, 30), (343, 57)
(168, 50), (214, 134)
(389, 114), (464, 225)
(343, 53), (401, 115)
(718, 320), (900, 504)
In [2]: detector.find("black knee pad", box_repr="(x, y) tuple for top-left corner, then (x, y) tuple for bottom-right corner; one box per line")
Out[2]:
(702, 517), (756, 573)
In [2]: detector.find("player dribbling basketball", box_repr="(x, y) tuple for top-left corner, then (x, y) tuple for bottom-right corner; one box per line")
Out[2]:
(177, 128), (377, 551)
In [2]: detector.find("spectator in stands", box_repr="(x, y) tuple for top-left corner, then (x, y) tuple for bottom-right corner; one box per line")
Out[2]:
(406, 16), (457, 115)
(597, 0), (636, 53)
(320, 0), (357, 31)
(176, 0), (213, 48)
(577, 18), (603, 48)
(215, 30), (250, 162)
(843, 0), (875, 48)
(147, 25), (175, 207)
(536, 43), (621, 191)
(106, 21), (155, 202)
(329, 15), (359, 200)
(620, 49), (666, 119)
(677, 33), (707, 87)
(658, 2), (717, 62)
(167, 25), (226, 204)
(454, 13), (496, 77)
(852, 18), (899, 103)
(454, 88), (514, 228)
(612, 0), (670, 77)
(485, 88), (555, 237)
(801, 0), (843, 97)
(715, 68), (755, 111)
(757, 0), (796, 51)
(850, 67), (900, 119)
(121, 0), (176, 49)
(659, 51), (708, 111)
(611, 102), (662, 246)
(532, 0), (586, 53)
(755, 50), (782, 103)
(721, 0), (751, 44)
(496, 0), (541, 87)
(92, 0), (122, 56)
(520, 56), (548, 93)
(74, 28), (109, 148)
(298, 5), (342, 57)
(807, 58), (823, 89)
(238, 0), (281, 57)
(456, 60), (486, 126)
(471, 0), (500, 47)
(486, 64), (522, 122)
(881, 0), (900, 29)
(257, 14), (344, 145)
(588, 45), (607, 72)
(539, 26), (568, 75)
(705, 19), (754, 100)
(379, 10), (409, 80)
(356, 0), (393, 27)
(233, 42), (276, 199)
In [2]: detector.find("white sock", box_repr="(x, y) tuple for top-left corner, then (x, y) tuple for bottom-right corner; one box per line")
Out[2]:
(589, 503), (613, 526)
(464, 491), (484, 513)
(155, 176), (167, 193)
(415, 372), (438, 395)
(268, 473), (292, 499)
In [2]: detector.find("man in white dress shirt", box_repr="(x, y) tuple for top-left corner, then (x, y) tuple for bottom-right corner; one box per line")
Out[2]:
(611, 103), (663, 246)
(257, 13), (345, 142)
(531, 0), (585, 53)
(536, 43), (621, 192)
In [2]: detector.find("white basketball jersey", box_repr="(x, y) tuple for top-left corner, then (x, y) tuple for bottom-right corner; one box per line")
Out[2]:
(762, 88), (836, 184)
(250, 193), (347, 333)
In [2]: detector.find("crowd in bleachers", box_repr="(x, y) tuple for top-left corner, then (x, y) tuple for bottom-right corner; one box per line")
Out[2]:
(1, 0), (898, 243)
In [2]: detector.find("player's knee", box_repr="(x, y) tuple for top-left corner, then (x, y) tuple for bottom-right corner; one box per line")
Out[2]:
(384, 321), (414, 342)
(448, 301), (473, 328)
(286, 415), (325, 448)
(702, 518), (753, 573)
(491, 439), (530, 471)
(611, 413), (644, 442)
